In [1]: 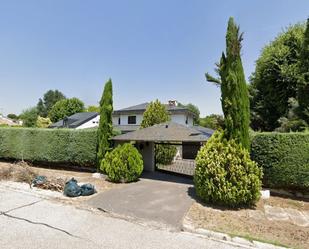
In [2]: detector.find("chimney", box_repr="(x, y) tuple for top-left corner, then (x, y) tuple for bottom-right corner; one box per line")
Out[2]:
(168, 100), (177, 107)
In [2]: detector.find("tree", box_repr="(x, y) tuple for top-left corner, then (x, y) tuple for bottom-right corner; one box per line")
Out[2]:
(206, 17), (250, 149)
(36, 116), (52, 128)
(178, 102), (200, 125)
(249, 24), (305, 131)
(86, 105), (100, 112)
(199, 114), (224, 130)
(37, 90), (66, 117)
(298, 18), (309, 124)
(20, 107), (38, 127)
(141, 100), (170, 128)
(48, 98), (85, 122)
(7, 114), (18, 120)
(97, 79), (113, 169)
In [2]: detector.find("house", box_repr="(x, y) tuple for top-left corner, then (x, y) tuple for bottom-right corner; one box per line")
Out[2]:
(113, 100), (196, 133)
(0, 115), (22, 126)
(49, 100), (196, 131)
(113, 122), (214, 172)
(49, 112), (99, 129)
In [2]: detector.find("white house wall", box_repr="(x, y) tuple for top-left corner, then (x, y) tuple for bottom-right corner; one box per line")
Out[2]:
(170, 114), (193, 126)
(76, 115), (100, 129)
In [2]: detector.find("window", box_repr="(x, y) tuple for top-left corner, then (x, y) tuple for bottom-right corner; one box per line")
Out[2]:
(118, 117), (121, 125)
(128, 116), (136, 124)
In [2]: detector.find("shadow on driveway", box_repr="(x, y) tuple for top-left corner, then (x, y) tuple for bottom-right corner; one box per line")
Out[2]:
(87, 171), (196, 230)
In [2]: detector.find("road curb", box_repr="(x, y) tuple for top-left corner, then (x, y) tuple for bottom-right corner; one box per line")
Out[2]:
(182, 217), (288, 249)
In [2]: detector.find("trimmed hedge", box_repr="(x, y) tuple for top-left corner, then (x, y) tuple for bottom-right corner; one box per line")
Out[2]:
(0, 127), (97, 167)
(251, 132), (309, 191)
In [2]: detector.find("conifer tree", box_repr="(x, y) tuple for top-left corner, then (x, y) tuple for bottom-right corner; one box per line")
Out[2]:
(97, 79), (113, 168)
(206, 17), (250, 149)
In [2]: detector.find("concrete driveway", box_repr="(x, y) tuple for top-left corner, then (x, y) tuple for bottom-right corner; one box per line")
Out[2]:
(87, 172), (195, 230)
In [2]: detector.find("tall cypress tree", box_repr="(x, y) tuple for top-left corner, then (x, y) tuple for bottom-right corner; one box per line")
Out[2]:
(206, 17), (250, 149)
(97, 79), (113, 169)
(298, 18), (309, 123)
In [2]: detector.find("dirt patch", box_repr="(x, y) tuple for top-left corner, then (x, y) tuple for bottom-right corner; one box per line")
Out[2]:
(0, 162), (115, 194)
(186, 197), (309, 248)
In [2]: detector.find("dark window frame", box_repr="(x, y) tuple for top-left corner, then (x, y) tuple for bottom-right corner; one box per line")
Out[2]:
(128, 115), (137, 124)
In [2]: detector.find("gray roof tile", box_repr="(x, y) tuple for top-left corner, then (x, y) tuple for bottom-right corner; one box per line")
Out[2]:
(112, 122), (214, 142)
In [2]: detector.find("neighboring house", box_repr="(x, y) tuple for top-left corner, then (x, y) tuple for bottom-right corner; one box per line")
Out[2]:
(49, 112), (99, 129)
(0, 115), (22, 126)
(113, 100), (196, 133)
(49, 100), (195, 131)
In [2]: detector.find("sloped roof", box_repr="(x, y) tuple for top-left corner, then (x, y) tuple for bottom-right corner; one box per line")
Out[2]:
(113, 102), (196, 116)
(112, 122), (214, 142)
(49, 112), (98, 128)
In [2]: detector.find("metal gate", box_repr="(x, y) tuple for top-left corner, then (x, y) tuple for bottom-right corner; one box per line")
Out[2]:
(154, 142), (197, 176)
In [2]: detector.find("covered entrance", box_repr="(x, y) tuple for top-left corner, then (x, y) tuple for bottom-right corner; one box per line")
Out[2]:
(113, 122), (214, 176)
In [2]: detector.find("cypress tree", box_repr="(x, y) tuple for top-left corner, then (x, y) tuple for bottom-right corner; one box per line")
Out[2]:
(298, 18), (309, 123)
(206, 17), (250, 149)
(97, 79), (113, 169)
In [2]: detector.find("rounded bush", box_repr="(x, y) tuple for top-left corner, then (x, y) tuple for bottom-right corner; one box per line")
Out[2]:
(194, 131), (263, 207)
(155, 144), (177, 165)
(101, 143), (143, 183)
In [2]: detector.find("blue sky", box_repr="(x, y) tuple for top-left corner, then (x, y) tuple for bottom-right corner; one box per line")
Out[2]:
(0, 0), (308, 116)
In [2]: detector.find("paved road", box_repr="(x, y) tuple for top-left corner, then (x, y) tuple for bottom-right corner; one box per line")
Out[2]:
(87, 172), (195, 229)
(0, 183), (241, 249)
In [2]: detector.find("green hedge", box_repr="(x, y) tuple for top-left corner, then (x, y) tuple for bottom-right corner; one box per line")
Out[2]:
(0, 127), (97, 167)
(251, 132), (309, 191)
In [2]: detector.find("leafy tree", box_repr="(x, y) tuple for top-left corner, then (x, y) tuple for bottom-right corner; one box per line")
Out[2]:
(298, 18), (309, 123)
(37, 90), (66, 117)
(48, 98), (85, 122)
(97, 79), (113, 169)
(7, 114), (18, 120)
(20, 107), (38, 127)
(206, 17), (250, 149)
(249, 24), (305, 131)
(199, 114), (224, 130)
(86, 105), (100, 112)
(275, 98), (307, 132)
(36, 116), (52, 128)
(141, 100), (170, 128)
(178, 102), (200, 125)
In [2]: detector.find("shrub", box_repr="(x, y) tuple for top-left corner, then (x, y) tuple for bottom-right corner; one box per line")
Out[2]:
(0, 127), (97, 167)
(101, 143), (143, 183)
(155, 144), (177, 165)
(251, 132), (309, 191)
(194, 131), (263, 207)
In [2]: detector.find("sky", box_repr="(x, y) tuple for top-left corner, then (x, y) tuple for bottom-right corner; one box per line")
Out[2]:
(0, 0), (308, 116)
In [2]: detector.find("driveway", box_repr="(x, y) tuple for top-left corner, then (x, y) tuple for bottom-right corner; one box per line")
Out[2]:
(87, 172), (195, 230)
(0, 182), (239, 249)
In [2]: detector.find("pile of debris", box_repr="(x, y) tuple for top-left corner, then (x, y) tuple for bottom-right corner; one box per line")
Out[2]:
(32, 175), (65, 192)
(0, 161), (96, 197)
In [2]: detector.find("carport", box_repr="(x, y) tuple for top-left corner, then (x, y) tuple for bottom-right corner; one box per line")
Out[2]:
(112, 122), (214, 174)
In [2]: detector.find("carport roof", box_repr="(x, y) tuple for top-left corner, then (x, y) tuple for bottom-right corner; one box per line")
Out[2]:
(112, 122), (214, 143)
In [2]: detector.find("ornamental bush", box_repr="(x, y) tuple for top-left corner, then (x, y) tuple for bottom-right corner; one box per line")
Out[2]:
(101, 143), (143, 183)
(251, 132), (309, 192)
(194, 131), (263, 207)
(155, 144), (177, 165)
